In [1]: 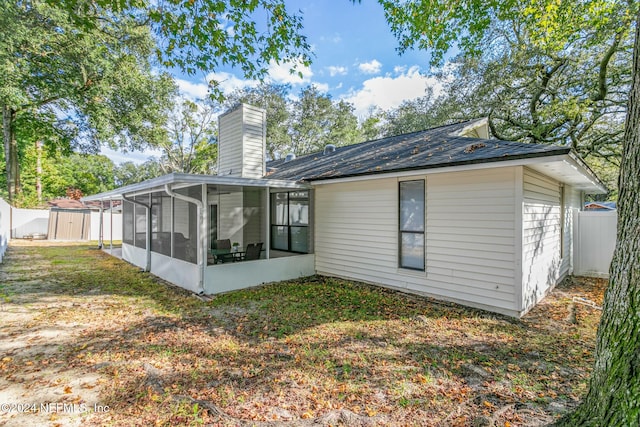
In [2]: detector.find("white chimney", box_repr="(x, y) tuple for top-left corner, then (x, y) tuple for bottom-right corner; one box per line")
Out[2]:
(217, 103), (266, 179)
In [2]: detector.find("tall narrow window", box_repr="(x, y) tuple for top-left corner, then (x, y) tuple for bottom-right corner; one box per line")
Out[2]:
(270, 191), (309, 253)
(399, 180), (425, 270)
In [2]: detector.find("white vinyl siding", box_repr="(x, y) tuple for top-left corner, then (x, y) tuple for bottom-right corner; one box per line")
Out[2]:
(218, 109), (243, 177)
(426, 168), (517, 312)
(218, 104), (265, 179)
(242, 106), (266, 179)
(243, 188), (264, 245)
(521, 167), (563, 312)
(314, 167), (519, 316)
(218, 192), (244, 247)
(315, 178), (398, 279)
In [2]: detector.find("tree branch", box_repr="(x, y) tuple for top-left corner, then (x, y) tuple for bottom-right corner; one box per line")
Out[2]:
(592, 32), (623, 101)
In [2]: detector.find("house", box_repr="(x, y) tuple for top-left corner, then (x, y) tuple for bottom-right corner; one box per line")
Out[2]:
(84, 104), (606, 317)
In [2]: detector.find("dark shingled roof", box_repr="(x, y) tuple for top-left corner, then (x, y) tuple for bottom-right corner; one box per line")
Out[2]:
(266, 121), (571, 182)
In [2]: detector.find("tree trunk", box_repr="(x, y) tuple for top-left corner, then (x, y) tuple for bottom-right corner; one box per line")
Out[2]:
(2, 105), (20, 201)
(555, 12), (640, 427)
(36, 140), (42, 203)
(2, 104), (11, 199)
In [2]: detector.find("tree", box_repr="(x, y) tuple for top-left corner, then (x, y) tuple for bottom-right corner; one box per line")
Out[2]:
(381, 87), (455, 136)
(359, 107), (385, 141)
(55, 154), (116, 196)
(114, 161), (163, 187)
(290, 85), (361, 155)
(159, 99), (218, 174)
(369, 0), (639, 423)
(53, 0), (311, 95)
(377, 0), (632, 196)
(435, 28), (629, 166)
(555, 11), (640, 425)
(0, 1), (175, 201)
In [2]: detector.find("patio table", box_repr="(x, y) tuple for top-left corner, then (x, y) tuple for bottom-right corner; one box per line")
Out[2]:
(210, 248), (244, 263)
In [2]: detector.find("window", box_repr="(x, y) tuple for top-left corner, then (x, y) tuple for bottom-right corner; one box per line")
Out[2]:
(399, 180), (425, 270)
(270, 191), (309, 253)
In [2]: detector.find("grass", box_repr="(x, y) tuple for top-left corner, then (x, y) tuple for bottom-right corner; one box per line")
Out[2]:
(0, 243), (605, 426)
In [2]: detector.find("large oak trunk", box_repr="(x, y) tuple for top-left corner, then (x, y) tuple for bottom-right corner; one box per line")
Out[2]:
(555, 12), (640, 427)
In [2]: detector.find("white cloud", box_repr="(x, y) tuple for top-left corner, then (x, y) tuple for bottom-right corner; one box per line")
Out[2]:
(343, 66), (444, 118)
(177, 57), (319, 101)
(101, 146), (162, 165)
(320, 34), (342, 44)
(358, 59), (382, 75)
(393, 65), (407, 75)
(314, 82), (330, 93)
(267, 59), (313, 85)
(327, 65), (348, 77)
(175, 78), (209, 100)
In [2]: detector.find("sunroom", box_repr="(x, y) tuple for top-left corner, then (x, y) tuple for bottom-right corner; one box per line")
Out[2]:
(83, 173), (315, 295)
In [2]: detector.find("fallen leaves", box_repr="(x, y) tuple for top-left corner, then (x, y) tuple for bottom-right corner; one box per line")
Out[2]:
(0, 244), (606, 426)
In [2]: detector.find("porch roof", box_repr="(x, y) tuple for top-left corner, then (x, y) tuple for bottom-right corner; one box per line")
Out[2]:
(82, 172), (309, 201)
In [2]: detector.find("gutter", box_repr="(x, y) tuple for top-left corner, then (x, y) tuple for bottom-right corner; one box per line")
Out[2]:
(164, 184), (205, 294)
(122, 195), (152, 273)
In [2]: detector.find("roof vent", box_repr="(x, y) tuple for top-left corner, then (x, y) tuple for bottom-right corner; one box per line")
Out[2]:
(323, 144), (337, 155)
(284, 153), (296, 162)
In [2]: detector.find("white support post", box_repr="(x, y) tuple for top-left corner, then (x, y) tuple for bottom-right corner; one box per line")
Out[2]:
(109, 199), (113, 254)
(98, 200), (104, 249)
(265, 187), (270, 260)
(201, 183), (208, 289)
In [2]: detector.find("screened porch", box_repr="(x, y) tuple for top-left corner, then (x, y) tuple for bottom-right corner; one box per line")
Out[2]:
(84, 173), (315, 295)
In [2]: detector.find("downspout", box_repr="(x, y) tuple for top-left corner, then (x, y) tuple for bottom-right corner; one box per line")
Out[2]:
(122, 194), (151, 272)
(164, 184), (205, 294)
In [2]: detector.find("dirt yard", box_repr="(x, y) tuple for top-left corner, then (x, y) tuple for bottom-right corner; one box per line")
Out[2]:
(0, 241), (605, 426)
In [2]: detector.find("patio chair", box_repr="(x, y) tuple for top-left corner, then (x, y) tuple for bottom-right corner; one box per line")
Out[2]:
(212, 239), (232, 264)
(241, 242), (263, 261)
(214, 239), (231, 250)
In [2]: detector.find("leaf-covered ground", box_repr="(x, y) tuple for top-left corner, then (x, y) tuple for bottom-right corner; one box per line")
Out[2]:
(0, 242), (604, 426)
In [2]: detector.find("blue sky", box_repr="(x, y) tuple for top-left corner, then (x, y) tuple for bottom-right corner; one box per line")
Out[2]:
(103, 1), (445, 164)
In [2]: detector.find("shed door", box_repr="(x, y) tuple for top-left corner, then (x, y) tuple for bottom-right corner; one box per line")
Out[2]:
(48, 210), (91, 240)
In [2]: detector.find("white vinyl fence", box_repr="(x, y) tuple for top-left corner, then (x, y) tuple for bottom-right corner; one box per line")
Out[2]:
(573, 210), (617, 278)
(90, 210), (123, 243)
(11, 206), (50, 238)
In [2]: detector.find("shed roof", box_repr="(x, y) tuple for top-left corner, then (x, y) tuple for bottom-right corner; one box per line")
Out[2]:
(48, 198), (87, 209)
